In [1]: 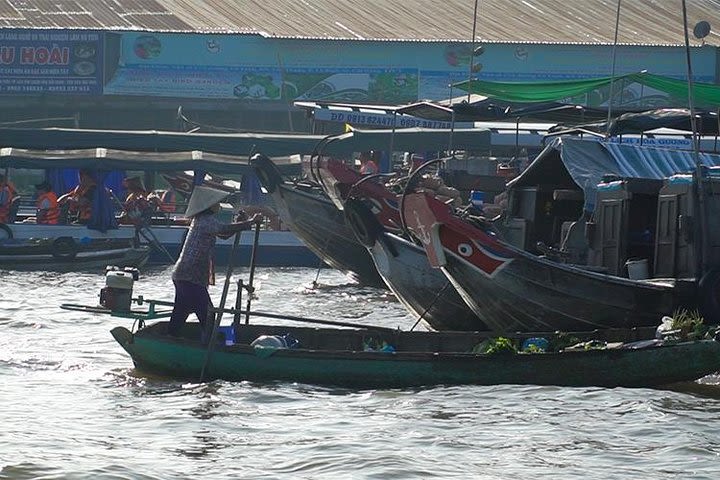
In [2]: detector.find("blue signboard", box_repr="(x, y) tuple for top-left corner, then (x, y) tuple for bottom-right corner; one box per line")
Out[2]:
(103, 32), (717, 105)
(0, 30), (103, 95)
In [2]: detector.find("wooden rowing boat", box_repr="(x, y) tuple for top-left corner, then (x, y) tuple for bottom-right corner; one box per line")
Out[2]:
(0, 236), (149, 271)
(111, 321), (720, 388)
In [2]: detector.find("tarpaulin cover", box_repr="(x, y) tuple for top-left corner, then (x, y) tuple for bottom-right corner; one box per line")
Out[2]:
(456, 73), (720, 108)
(510, 136), (720, 211)
(0, 127), (491, 159)
(549, 109), (720, 136)
(0, 148), (296, 175)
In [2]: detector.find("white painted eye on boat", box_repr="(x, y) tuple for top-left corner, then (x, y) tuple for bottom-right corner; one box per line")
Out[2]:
(458, 243), (473, 257)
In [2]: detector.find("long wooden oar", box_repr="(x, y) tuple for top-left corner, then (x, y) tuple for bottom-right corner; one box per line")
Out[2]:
(136, 225), (176, 263)
(109, 189), (176, 263)
(232, 308), (397, 332)
(244, 222), (261, 324)
(200, 230), (242, 382)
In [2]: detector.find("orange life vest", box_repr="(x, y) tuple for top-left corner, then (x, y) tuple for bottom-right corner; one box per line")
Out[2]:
(0, 183), (14, 223)
(360, 160), (379, 175)
(36, 191), (60, 225)
(123, 192), (156, 225)
(159, 190), (176, 213)
(67, 184), (94, 222)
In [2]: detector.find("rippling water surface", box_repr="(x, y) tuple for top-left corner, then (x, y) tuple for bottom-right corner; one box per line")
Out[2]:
(2, 266), (720, 479)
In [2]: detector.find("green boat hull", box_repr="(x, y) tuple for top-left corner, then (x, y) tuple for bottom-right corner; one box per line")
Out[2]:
(112, 322), (720, 388)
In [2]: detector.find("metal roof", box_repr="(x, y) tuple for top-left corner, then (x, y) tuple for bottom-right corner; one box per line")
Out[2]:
(0, 0), (718, 46)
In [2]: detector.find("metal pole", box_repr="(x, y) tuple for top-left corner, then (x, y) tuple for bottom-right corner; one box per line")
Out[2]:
(467, 0), (480, 102)
(233, 278), (244, 332)
(388, 111), (397, 174)
(682, 0), (707, 278)
(244, 222), (262, 324)
(448, 108), (456, 154)
(200, 231), (242, 382)
(605, 0), (622, 137)
(682, 1), (699, 155)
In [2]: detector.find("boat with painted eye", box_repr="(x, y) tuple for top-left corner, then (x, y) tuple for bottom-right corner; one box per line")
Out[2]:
(110, 320), (720, 389)
(401, 137), (720, 333)
(311, 155), (487, 331)
(0, 236), (149, 271)
(250, 127), (493, 287)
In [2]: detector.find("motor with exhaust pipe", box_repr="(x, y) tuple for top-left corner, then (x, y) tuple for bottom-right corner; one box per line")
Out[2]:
(100, 266), (140, 311)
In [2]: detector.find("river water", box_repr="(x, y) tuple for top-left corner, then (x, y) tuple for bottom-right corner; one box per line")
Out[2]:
(2, 266), (720, 479)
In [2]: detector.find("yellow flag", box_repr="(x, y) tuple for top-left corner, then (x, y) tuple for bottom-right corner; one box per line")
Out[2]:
(344, 123), (354, 133)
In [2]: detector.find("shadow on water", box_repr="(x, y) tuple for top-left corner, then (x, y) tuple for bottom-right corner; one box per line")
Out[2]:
(662, 379), (720, 400)
(298, 280), (390, 296)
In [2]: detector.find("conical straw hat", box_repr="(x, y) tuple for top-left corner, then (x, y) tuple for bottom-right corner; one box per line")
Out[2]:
(185, 185), (230, 217)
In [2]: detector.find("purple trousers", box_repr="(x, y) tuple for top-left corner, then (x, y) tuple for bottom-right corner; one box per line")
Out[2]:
(167, 280), (213, 337)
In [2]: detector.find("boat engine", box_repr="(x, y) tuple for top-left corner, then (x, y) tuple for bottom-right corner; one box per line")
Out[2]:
(100, 266), (140, 312)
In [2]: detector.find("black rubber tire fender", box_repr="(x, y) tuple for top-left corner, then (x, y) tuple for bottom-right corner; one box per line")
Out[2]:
(0, 223), (12, 240)
(344, 198), (382, 249)
(700, 269), (720, 325)
(250, 153), (283, 194)
(52, 236), (78, 259)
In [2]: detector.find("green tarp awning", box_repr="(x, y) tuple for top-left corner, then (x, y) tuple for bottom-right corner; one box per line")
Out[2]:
(455, 73), (720, 108)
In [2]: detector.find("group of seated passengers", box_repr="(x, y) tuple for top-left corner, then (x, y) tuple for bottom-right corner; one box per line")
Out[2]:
(0, 170), (177, 226)
(0, 172), (282, 230)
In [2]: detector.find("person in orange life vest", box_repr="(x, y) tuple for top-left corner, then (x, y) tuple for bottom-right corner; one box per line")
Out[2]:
(58, 169), (96, 224)
(0, 174), (14, 223)
(359, 151), (379, 175)
(34, 181), (60, 225)
(119, 176), (161, 226)
(158, 188), (177, 214)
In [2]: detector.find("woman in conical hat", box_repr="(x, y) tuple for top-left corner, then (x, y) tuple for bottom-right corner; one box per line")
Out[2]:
(168, 185), (263, 340)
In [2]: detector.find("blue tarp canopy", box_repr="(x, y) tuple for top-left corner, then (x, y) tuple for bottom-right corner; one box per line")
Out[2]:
(509, 136), (720, 210)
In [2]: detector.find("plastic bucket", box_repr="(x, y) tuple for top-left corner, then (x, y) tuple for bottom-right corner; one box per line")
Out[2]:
(470, 190), (484, 208)
(626, 259), (649, 280)
(218, 326), (235, 346)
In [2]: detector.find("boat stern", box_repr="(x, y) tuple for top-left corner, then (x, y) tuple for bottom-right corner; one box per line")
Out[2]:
(110, 326), (134, 355)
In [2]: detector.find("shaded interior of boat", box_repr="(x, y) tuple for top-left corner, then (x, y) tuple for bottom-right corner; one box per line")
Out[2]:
(496, 145), (720, 285)
(140, 321), (660, 354)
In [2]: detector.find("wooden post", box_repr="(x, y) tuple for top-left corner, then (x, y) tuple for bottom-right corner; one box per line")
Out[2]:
(233, 278), (243, 335)
(200, 230), (242, 382)
(244, 222), (261, 324)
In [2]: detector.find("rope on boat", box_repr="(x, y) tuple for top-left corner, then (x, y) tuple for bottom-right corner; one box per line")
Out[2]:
(410, 280), (452, 332)
(311, 235), (332, 289)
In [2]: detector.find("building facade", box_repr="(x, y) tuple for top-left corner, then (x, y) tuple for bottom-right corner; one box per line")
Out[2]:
(0, 0), (717, 132)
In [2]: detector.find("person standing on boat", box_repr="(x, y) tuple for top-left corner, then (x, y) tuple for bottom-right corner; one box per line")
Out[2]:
(0, 174), (14, 223)
(34, 181), (60, 225)
(167, 185), (262, 340)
